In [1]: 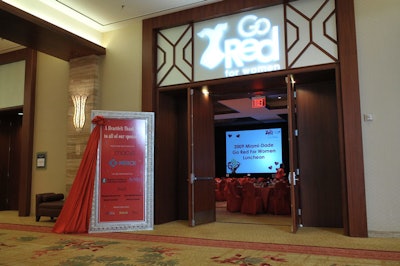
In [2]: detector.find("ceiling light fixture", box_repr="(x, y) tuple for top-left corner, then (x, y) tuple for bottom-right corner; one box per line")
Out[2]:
(202, 85), (209, 96)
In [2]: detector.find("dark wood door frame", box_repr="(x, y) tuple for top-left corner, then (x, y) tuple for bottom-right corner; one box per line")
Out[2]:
(0, 48), (36, 216)
(286, 74), (300, 233)
(142, 0), (367, 237)
(335, 0), (367, 236)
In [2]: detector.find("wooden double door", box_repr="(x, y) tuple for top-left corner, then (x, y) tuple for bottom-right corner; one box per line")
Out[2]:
(154, 69), (342, 230)
(155, 88), (215, 226)
(289, 73), (343, 229)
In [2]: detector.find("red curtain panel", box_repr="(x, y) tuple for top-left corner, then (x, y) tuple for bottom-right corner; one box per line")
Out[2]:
(53, 116), (105, 234)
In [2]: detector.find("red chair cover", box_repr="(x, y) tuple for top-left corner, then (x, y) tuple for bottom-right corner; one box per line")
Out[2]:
(241, 182), (263, 215)
(258, 187), (272, 213)
(215, 178), (226, 201)
(257, 177), (266, 183)
(53, 116), (105, 234)
(226, 180), (242, 212)
(268, 181), (291, 215)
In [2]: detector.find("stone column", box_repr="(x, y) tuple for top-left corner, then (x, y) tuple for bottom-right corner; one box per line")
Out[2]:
(66, 55), (100, 192)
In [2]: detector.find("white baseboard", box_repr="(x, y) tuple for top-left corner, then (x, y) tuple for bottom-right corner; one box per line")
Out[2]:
(368, 231), (400, 238)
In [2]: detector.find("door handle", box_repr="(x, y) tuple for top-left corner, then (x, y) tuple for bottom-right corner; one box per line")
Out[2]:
(289, 172), (300, 185)
(190, 173), (213, 183)
(194, 177), (214, 181)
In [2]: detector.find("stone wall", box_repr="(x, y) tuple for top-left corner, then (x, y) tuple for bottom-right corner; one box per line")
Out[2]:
(66, 55), (100, 191)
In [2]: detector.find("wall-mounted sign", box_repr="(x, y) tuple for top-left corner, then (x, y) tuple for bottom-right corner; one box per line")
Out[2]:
(251, 96), (266, 108)
(89, 110), (154, 233)
(36, 152), (47, 169)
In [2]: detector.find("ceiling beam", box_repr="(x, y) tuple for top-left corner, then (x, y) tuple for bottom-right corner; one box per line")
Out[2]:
(0, 1), (105, 61)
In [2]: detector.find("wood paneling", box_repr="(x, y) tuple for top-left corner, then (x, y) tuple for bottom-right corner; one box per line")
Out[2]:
(297, 81), (342, 227)
(156, 92), (178, 223)
(189, 89), (216, 226)
(0, 109), (22, 210)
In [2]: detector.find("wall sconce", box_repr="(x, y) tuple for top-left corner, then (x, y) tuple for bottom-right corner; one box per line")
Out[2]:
(70, 79), (91, 131)
(71, 94), (88, 131)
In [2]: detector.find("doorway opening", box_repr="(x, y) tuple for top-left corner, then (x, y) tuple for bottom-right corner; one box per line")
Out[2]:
(0, 107), (23, 211)
(211, 73), (289, 227)
(215, 200), (292, 226)
(155, 67), (343, 230)
(209, 68), (342, 228)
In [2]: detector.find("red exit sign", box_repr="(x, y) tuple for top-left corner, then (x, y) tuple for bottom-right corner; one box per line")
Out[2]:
(251, 96), (266, 108)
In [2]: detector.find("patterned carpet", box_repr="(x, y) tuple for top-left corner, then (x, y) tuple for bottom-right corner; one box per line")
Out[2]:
(1, 210), (400, 265)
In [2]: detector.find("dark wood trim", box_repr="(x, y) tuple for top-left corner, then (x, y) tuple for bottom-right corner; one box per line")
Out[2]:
(155, 63), (338, 93)
(19, 49), (36, 216)
(142, 20), (156, 112)
(143, 0), (367, 236)
(335, 64), (349, 234)
(0, 1), (105, 61)
(0, 48), (36, 216)
(0, 49), (29, 65)
(335, 0), (367, 237)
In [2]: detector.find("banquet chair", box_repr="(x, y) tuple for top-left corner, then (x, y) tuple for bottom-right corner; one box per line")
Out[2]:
(215, 178), (227, 201)
(240, 182), (263, 215)
(226, 180), (242, 212)
(268, 181), (291, 215)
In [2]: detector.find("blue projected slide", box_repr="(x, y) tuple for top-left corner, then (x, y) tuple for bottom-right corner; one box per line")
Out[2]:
(226, 128), (282, 174)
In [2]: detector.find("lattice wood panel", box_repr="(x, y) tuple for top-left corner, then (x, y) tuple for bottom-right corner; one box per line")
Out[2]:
(285, 0), (337, 68)
(157, 24), (193, 87)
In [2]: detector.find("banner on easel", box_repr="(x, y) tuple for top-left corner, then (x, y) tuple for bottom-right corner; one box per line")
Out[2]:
(89, 110), (154, 233)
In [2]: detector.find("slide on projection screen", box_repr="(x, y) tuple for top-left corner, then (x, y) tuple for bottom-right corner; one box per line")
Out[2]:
(225, 128), (282, 175)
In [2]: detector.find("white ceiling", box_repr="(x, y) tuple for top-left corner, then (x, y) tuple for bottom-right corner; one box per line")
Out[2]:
(56, 0), (221, 27)
(0, 0), (287, 124)
(216, 98), (287, 124)
(2, 0), (222, 32)
(0, 38), (24, 53)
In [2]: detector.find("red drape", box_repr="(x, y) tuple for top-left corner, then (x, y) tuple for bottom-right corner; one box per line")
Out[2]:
(53, 116), (105, 234)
